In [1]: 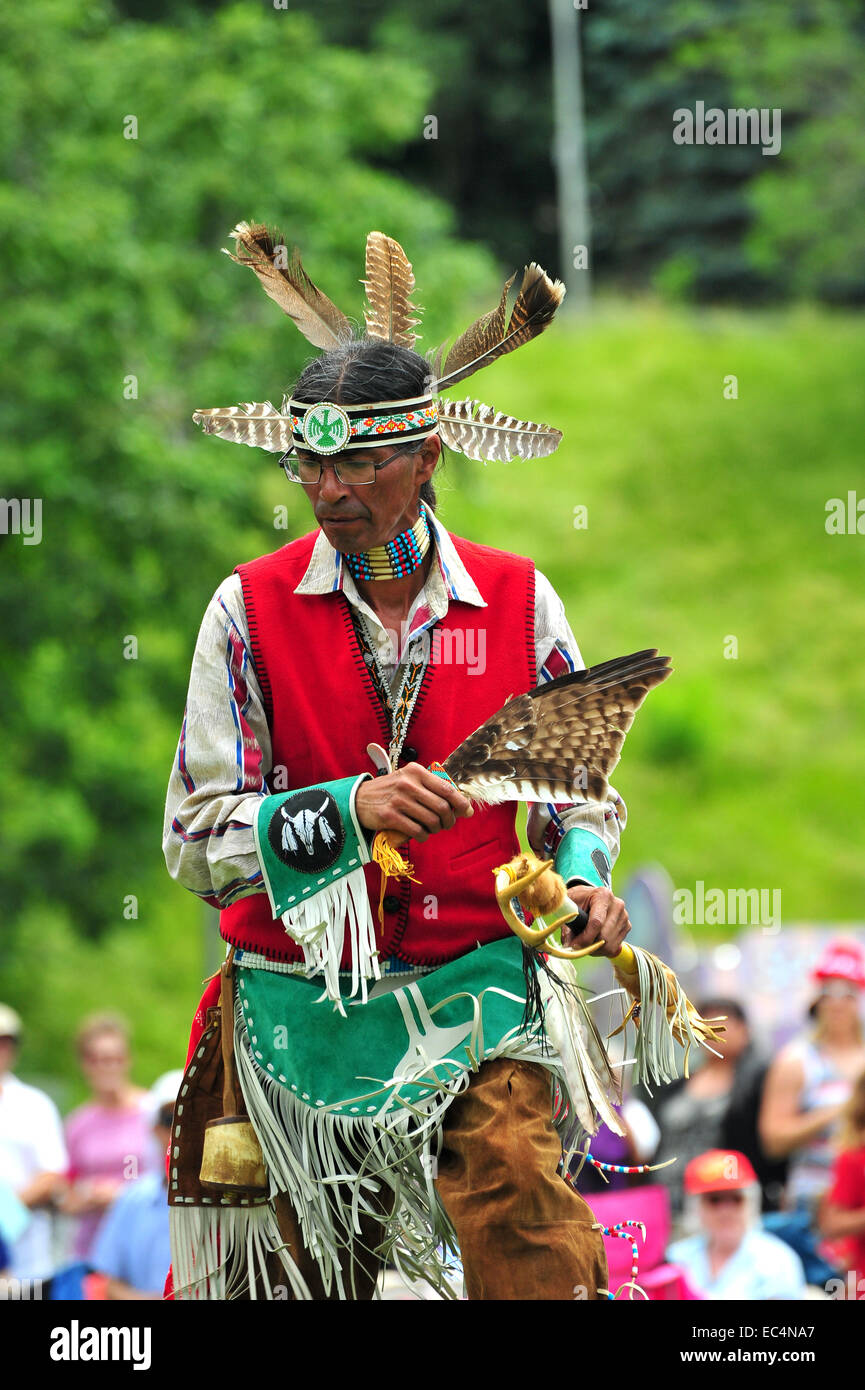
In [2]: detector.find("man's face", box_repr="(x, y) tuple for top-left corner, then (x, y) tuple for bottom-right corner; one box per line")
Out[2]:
(699, 1189), (749, 1249)
(302, 438), (439, 555)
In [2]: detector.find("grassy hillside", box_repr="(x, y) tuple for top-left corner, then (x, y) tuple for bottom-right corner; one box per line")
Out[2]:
(433, 300), (865, 919)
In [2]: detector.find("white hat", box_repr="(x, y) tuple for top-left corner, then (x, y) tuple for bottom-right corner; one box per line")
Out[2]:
(0, 1004), (22, 1039)
(146, 1069), (185, 1126)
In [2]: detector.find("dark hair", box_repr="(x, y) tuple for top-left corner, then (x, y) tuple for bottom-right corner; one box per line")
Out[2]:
(290, 338), (438, 511)
(695, 998), (748, 1026)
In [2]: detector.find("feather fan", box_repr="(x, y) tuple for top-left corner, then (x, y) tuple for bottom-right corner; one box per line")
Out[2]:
(225, 222), (352, 350)
(443, 650), (672, 806)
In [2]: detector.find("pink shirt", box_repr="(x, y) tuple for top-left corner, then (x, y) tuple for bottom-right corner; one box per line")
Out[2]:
(64, 1099), (155, 1258)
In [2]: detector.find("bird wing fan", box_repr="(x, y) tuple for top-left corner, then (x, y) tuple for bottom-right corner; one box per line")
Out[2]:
(443, 650), (672, 806)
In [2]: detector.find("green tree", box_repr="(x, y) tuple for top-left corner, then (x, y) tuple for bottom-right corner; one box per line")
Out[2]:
(672, 0), (865, 302)
(0, 0), (496, 962)
(279, 0), (777, 298)
(277, 0), (865, 303)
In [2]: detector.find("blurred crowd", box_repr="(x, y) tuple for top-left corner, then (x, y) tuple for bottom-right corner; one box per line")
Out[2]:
(0, 1008), (181, 1299)
(1, 935), (864, 1301)
(573, 935), (865, 1299)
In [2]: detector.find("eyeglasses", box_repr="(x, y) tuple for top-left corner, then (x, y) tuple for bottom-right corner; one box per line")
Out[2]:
(280, 443), (417, 486)
(701, 1191), (746, 1206)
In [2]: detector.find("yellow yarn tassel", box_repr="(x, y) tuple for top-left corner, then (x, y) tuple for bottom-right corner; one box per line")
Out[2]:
(371, 831), (421, 926)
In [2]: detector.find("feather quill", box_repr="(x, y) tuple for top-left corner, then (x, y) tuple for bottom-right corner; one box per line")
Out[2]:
(437, 397), (562, 462)
(225, 222), (352, 350)
(432, 263), (565, 390)
(361, 232), (422, 348)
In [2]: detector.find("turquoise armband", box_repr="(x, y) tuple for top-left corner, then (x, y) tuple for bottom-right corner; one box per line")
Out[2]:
(554, 826), (612, 890)
(253, 775), (372, 919)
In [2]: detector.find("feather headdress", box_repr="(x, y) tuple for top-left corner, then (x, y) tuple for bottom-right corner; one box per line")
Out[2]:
(225, 223), (353, 351)
(193, 222), (566, 463)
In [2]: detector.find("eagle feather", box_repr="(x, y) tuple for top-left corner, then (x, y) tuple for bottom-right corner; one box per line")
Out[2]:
(192, 400), (291, 453)
(432, 263), (565, 391)
(361, 231), (422, 348)
(437, 397), (562, 462)
(226, 222), (352, 350)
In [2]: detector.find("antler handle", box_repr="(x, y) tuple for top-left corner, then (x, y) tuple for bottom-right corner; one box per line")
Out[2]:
(493, 854), (637, 966)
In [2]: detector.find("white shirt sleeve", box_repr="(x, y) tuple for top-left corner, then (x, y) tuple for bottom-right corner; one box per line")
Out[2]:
(28, 1089), (68, 1175)
(162, 576), (269, 908)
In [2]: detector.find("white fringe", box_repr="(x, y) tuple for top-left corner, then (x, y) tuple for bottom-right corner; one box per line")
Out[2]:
(538, 955), (624, 1137)
(625, 944), (708, 1089)
(231, 986), (578, 1299)
(169, 1201), (312, 1301)
(280, 869), (381, 1015)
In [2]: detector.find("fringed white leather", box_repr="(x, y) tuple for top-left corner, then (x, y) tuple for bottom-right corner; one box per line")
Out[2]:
(281, 868), (380, 1015)
(169, 1202), (311, 1301)
(538, 954), (624, 1137)
(231, 987), (577, 1299)
(617, 944), (722, 1088)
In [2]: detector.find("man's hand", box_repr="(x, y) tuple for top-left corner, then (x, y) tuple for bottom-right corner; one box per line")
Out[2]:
(355, 764), (473, 843)
(560, 884), (631, 959)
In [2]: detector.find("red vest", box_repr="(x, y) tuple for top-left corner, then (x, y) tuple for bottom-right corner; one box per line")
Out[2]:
(219, 530), (536, 966)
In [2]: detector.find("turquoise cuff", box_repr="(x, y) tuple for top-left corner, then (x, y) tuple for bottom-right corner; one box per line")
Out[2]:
(253, 775), (372, 919)
(554, 827), (612, 889)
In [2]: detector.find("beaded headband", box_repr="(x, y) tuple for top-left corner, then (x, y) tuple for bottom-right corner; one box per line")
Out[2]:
(286, 396), (438, 454)
(193, 225), (567, 464)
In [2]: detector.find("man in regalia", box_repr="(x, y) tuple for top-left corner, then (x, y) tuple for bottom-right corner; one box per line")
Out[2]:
(163, 226), (648, 1301)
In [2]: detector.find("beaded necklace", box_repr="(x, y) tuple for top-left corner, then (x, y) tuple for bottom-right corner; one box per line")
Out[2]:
(341, 505), (430, 583)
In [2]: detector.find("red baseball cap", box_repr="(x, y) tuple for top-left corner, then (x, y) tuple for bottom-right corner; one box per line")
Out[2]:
(684, 1149), (757, 1195)
(812, 938), (865, 990)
